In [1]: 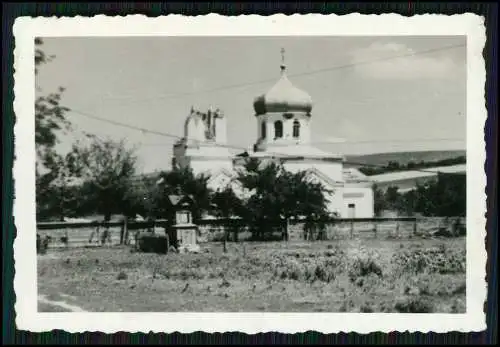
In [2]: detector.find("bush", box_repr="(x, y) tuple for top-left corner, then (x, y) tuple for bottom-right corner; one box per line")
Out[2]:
(394, 296), (434, 313)
(392, 247), (465, 275)
(269, 252), (342, 283)
(37, 234), (50, 254)
(116, 271), (128, 280)
(348, 254), (383, 282)
(137, 232), (170, 254)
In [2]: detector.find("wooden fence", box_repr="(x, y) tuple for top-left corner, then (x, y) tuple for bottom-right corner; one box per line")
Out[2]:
(37, 216), (465, 250)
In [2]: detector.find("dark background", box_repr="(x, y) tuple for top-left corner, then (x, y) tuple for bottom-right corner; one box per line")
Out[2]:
(2, 2), (498, 345)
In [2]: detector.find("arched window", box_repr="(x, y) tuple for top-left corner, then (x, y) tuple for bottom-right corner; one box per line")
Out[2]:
(274, 120), (283, 139)
(293, 120), (300, 138)
(261, 121), (266, 139)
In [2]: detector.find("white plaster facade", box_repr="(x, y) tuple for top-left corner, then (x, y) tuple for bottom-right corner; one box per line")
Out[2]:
(173, 58), (375, 219)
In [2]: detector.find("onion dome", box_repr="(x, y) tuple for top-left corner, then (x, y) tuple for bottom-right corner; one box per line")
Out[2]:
(253, 60), (312, 115)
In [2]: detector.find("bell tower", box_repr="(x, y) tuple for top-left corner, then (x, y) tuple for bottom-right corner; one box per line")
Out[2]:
(253, 49), (313, 152)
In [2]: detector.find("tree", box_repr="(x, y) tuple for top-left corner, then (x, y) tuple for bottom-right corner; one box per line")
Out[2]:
(125, 174), (163, 220)
(71, 137), (138, 221)
(155, 167), (212, 221)
(211, 186), (245, 242)
(385, 186), (401, 211)
(410, 173), (466, 217)
(211, 187), (244, 219)
(373, 184), (386, 216)
(35, 38), (73, 219)
(35, 38), (71, 174)
(35, 150), (83, 221)
(235, 158), (331, 240)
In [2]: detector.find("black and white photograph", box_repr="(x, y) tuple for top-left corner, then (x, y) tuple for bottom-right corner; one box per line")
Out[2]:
(13, 14), (486, 333)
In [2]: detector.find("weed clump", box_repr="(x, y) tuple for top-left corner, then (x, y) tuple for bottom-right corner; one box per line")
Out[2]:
(347, 250), (383, 283)
(394, 296), (434, 313)
(392, 247), (465, 275)
(270, 252), (343, 283)
(116, 271), (128, 280)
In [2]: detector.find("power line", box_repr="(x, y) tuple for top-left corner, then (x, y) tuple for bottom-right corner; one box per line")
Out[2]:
(96, 43), (466, 105)
(68, 108), (464, 149)
(63, 42), (466, 176)
(136, 137), (465, 147)
(68, 108), (465, 176)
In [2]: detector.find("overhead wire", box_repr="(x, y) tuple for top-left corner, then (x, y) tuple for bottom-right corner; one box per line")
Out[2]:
(94, 43), (466, 105)
(62, 42), (466, 176)
(68, 108), (465, 176)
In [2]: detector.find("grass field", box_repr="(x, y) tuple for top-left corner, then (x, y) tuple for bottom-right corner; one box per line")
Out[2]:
(38, 236), (466, 313)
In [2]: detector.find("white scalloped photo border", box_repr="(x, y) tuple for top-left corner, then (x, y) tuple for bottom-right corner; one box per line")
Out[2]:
(12, 13), (487, 334)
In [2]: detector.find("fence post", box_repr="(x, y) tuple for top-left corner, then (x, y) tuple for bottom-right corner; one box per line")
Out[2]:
(284, 219), (289, 242)
(372, 222), (377, 238)
(350, 221), (354, 239)
(413, 219), (418, 236)
(64, 229), (69, 248)
(396, 222), (400, 238)
(123, 218), (129, 245)
(233, 223), (239, 243)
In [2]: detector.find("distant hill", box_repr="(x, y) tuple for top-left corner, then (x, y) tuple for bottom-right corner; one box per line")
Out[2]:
(345, 150), (466, 167)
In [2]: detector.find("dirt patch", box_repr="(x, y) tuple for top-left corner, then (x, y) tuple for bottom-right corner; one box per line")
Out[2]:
(38, 294), (88, 312)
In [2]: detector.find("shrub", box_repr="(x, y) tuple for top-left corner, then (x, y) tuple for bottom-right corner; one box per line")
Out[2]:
(360, 302), (374, 313)
(392, 247), (465, 275)
(36, 234), (50, 254)
(348, 254), (383, 282)
(394, 296), (434, 313)
(116, 271), (128, 280)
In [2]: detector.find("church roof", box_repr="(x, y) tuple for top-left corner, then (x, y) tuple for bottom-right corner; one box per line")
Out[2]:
(342, 168), (372, 183)
(253, 64), (312, 115)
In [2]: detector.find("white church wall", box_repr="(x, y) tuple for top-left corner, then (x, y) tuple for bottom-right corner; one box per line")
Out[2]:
(284, 161), (343, 183)
(215, 117), (227, 144)
(325, 188), (344, 217)
(299, 117), (311, 143)
(190, 158), (234, 178)
(340, 185), (374, 218)
(173, 143), (190, 170)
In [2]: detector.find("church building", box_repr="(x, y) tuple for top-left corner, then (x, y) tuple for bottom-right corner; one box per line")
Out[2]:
(173, 51), (374, 219)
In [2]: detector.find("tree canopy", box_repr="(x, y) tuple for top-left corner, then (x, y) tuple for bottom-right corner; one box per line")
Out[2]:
(71, 137), (138, 221)
(236, 158), (331, 221)
(154, 167), (213, 220)
(373, 173), (466, 217)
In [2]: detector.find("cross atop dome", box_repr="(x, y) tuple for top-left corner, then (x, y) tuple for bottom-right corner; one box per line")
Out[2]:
(280, 47), (286, 72)
(253, 49), (312, 115)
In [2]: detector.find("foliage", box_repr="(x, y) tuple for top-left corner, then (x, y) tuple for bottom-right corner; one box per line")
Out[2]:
(36, 142), (87, 221)
(374, 173), (466, 217)
(391, 245), (466, 275)
(71, 137), (138, 220)
(125, 174), (163, 219)
(235, 158), (331, 238)
(154, 167), (212, 220)
(211, 186), (245, 218)
(373, 184), (386, 216)
(35, 38), (74, 218)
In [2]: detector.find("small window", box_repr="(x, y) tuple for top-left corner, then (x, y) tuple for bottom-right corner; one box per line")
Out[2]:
(274, 120), (283, 139)
(348, 203), (355, 208)
(293, 120), (300, 138)
(261, 122), (266, 139)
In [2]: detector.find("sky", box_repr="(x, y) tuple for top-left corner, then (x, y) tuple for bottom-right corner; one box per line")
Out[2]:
(36, 36), (466, 174)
